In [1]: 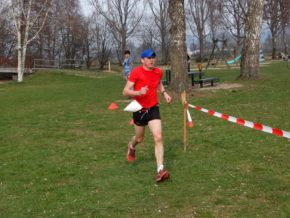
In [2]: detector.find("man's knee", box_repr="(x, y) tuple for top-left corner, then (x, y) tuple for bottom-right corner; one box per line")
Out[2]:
(135, 136), (144, 143)
(153, 133), (162, 144)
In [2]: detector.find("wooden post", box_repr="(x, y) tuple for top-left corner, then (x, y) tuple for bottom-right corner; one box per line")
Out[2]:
(197, 63), (203, 72)
(108, 59), (111, 72)
(181, 91), (187, 152)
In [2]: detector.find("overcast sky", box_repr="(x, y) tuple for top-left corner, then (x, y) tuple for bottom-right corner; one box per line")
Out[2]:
(80, 0), (93, 16)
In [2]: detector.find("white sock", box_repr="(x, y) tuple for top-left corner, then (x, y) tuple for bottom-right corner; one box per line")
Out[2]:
(157, 164), (164, 172)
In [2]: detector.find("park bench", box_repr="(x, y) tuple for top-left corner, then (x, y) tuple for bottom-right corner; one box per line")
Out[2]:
(163, 69), (219, 88)
(187, 71), (219, 88)
(198, 77), (220, 88)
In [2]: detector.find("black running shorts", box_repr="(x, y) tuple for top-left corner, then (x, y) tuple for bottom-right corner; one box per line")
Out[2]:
(133, 105), (161, 126)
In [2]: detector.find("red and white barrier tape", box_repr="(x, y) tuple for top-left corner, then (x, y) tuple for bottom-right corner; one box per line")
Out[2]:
(186, 109), (193, 127)
(184, 102), (193, 128)
(188, 104), (290, 139)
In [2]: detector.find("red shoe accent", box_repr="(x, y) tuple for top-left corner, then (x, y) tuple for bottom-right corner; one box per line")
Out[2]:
(155, 169), (170, 182)
(127, 144), (135, 162)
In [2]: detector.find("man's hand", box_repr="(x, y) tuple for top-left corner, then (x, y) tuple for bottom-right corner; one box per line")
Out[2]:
(138, 86), (148, 96)
(163, 92), (172, 103)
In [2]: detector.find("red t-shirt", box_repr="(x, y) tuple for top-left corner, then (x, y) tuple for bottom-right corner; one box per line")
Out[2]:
(128, 66), (163, 108)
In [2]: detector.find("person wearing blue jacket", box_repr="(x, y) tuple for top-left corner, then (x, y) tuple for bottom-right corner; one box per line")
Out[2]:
(123, 50), (133, 80)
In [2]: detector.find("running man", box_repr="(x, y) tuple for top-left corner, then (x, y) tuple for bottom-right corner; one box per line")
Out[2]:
(122, 49), (172, 182)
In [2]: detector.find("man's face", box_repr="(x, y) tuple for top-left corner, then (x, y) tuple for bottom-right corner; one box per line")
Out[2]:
(141, 57), (156, 70)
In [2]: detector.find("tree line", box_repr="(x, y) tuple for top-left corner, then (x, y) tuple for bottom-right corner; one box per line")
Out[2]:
(0, 0), (289, 84)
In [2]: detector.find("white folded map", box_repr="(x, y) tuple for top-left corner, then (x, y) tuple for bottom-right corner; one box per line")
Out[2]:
(124, 100), (142, 112)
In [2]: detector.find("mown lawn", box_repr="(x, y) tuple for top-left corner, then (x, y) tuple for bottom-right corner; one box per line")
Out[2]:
(0, 62), (290, 217)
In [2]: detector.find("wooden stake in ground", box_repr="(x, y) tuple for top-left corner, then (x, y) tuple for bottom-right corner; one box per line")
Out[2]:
(108, 59), (111, 72)
(181, 91), (187, 152)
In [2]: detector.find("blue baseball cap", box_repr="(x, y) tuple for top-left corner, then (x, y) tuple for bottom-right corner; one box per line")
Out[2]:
(140, 49), (156, 59)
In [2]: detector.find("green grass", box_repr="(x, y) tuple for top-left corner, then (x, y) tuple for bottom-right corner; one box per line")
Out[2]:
(1, 63), (290, 217)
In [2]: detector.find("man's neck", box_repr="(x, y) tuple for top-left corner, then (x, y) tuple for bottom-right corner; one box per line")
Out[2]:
(142, 66), (153, 71)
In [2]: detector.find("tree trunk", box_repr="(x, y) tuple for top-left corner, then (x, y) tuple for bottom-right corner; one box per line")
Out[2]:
(199, 36), (204, 61)
(282, 29), (288, 55)
(120, 33), (126, 64)
(239, 0), (263, 79)
(17, 22), (23, 82)
(20, 48), (26, 82)
(17, 48), (23, 82)
(271, 37), (277, 59)
(161, 35), (166, 64)
(169, 0), (187, 93)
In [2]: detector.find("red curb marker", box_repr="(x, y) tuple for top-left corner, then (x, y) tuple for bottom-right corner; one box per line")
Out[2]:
(188, 104), (290, 140)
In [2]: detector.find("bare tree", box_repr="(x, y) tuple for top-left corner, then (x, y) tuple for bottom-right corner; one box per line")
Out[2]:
(148, 0), (171, 64)
(0, 2), (16, 59)
(220, 0), (248, 54)
(0, 2), (8, 56)
(139, 20), (159, 51)
(207, 0), (226, 40)
(186, 0), (211, 61)
(57, 0), (85, 61)
(42, 8), (58, 61)
(278, 0), (290, 55)
(240, 0), (264, 79)
(32, 0), (87, 65)
(169, 0), (187, 93)
(9, 0), (50, 82)
(90, 0), (143, 64)
(82, 18), (93, 69)
(264, 0), (282, 59)
(93, 16), (112, 70)
(31, 0), (59, 61)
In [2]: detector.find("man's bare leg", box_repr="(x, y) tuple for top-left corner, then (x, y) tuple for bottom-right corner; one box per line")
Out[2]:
(129, 125), (145, 147)
(148, 119), (164, 171)
(127, 125), (145, 162)
(148, 119), (169, 182)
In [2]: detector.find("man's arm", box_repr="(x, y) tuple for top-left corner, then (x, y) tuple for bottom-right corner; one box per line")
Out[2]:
(158, 81), (172, 103)
(123, 81), (148, 97)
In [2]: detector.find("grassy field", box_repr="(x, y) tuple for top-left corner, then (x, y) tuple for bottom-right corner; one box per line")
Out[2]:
(0, 62), (290, 217)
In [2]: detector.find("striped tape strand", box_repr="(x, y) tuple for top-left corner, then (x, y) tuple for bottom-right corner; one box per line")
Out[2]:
(188, 104), (290, 139)
(186, 109), (193, 128)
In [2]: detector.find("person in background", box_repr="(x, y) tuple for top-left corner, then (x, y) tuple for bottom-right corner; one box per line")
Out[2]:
(122, 49), (172, 182)
(123, 50), (133, 80)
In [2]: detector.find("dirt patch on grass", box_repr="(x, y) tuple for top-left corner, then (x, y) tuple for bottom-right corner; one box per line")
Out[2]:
(197, 83), (243, 90)
(177, 83), (244, 99)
